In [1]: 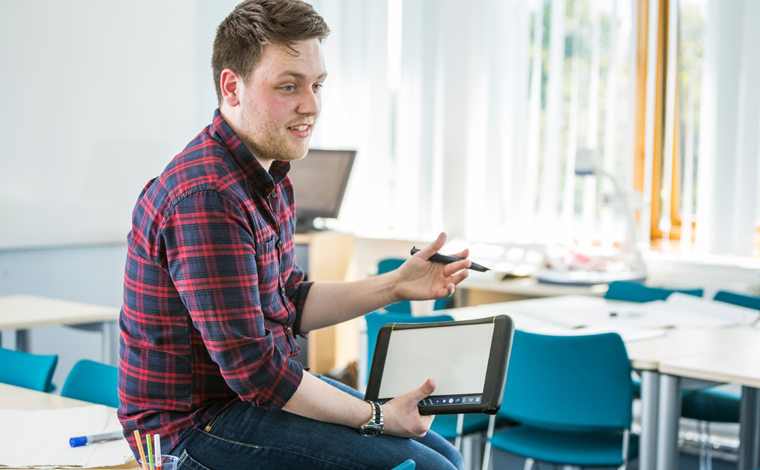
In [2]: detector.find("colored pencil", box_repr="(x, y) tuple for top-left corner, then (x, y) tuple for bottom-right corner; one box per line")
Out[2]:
(146, 433), (154, 470)
(133, 430), (149, 470)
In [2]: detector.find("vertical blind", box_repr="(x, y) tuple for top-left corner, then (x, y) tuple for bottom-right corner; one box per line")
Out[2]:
(311, 0), (639, 248)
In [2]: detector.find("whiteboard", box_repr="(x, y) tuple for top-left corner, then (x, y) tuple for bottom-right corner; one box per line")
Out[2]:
(0, 0), (238, 250)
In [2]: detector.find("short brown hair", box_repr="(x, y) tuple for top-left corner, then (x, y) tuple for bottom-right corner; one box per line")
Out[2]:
(212, 0), (331, 105)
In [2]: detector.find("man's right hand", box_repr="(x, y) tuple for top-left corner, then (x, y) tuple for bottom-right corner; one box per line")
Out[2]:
(382, 379), (436, 439)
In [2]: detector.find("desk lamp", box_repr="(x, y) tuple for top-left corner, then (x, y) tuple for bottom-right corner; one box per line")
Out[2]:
(574, 147), (646, 278)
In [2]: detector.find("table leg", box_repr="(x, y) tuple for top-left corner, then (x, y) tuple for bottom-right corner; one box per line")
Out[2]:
(101, 321), (119, 366)
(656, 374), (682, 470)
(639, 370), (660, 470)
(738, 386), (760, 470)
(16, 329), (30, 352)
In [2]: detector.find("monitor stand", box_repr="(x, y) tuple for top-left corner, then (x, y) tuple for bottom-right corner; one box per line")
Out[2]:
(295, 217), (328, 233)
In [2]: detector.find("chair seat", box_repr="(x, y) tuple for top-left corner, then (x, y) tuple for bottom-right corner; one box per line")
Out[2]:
(430, 414), (494, 439)
(682, 387), (740, 423)
(390, 459), (415, 470)
(489, 425), (639, 467)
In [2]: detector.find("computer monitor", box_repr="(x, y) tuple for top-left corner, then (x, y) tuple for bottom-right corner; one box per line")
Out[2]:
(287, 149), (356, 233)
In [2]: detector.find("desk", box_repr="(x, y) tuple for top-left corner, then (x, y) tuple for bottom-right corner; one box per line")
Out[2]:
(0, 382), (138, 470)
(0, 295), (120, 364)
(457, 276), (608, 306)
(657, 328), (760, 470)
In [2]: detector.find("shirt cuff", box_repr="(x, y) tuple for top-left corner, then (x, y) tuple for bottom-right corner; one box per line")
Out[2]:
(259, 358), (304, 410)
(290, 281), (314, 338)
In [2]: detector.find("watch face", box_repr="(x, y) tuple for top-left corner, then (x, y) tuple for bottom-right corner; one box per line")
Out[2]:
(359, 425), (383, 437)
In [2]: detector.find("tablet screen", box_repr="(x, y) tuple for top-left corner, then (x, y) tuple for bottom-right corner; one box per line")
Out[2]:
(378, 323), (494, 401)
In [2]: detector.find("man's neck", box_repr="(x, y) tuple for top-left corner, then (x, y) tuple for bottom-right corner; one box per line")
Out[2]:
(219, 107), (274, 172)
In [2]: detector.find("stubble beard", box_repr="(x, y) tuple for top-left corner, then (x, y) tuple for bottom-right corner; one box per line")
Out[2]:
(240, 107), (310, 163)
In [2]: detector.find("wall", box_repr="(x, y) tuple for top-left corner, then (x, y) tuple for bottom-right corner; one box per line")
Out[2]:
(0, 0), (238, 390)
(0, 0), (239, 250)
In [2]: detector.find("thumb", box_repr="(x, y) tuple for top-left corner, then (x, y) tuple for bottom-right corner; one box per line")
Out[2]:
(415, 378), (436, 400)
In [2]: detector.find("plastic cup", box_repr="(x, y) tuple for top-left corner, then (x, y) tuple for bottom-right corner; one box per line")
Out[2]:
(139, 455), (180, 470)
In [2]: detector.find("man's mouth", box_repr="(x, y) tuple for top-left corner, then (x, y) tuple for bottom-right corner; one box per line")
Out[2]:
(288, 125), (309, 131)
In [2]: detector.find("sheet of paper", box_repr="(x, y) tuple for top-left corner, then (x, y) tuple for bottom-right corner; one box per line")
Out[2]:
(607, 301), (745, 329)
(0, 405), (134, 468)
(665, 293), (760, 325)
(510, 296), (612, 329)
(558, 325), (667, 342)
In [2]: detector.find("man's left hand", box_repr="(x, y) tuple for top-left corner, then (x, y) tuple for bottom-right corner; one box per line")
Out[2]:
(390, 232), (470, 302)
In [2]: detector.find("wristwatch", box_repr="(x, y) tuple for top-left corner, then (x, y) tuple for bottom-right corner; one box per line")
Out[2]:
(358, 400), (384, 437)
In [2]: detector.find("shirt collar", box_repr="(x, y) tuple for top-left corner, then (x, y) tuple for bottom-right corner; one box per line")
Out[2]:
(210, 109), (291, 195)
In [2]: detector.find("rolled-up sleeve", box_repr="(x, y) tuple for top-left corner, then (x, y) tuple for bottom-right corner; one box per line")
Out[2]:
(161, 190), (302, 409)
(285, 267), (313, 338)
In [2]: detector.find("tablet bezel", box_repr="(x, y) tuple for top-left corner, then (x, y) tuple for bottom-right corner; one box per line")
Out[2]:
(364, 315), (514, 415)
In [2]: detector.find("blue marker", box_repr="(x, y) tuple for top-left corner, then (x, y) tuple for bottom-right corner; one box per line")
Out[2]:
(69, 430), (124, 447)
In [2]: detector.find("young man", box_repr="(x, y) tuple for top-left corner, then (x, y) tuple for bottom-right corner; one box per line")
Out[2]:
(118, 1), (470, 469)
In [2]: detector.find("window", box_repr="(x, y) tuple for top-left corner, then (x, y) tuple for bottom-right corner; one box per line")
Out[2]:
(639, 0), (760, 258)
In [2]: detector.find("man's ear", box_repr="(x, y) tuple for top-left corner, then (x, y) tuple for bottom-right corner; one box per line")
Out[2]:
(220, 69), (242, 107)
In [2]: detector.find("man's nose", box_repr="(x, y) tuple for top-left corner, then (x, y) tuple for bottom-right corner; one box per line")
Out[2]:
(297, 89), (320, 116)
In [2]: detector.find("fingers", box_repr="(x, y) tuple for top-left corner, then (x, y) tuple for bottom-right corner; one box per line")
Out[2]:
(442, 258), (471, 276)
(450, 248), (470, 260)
(415, 232), (447, 259)
(450, 269), (469, 286)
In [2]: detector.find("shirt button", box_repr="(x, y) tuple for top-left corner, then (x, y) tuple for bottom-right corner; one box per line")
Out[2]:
(281, 287), (286, 297)
(276, 240), (283, 248)
(286, 327), (292, 335)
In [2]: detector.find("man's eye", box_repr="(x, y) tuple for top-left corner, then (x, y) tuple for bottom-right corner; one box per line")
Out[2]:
(313, 84), (323, 91)
(283, 85), (295, 92)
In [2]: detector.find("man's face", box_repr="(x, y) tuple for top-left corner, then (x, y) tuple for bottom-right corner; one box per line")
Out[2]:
(235, 39), (327, 163)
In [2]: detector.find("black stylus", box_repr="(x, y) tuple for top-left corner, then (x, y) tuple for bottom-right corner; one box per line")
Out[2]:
(410, 247), (490, 272)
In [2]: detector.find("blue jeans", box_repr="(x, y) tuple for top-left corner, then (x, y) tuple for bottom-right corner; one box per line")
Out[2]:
(169, 374), (463, 470)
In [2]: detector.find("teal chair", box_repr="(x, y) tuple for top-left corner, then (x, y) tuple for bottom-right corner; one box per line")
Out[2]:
(604, 280), (703, 303)
(390, 460), (415, 470)
(714, 290), (760, 311)
(0, 347), (58, 392)
(483, 330), (637, 470)
(377, 258), (453, 313)
(365, 312), (492, 451)
(604, 281), (704, 398)
(61, 359), (119, 408)
(680, 290), (760, 470)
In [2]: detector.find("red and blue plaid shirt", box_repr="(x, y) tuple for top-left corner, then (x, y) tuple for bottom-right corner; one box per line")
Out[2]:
(118, 109), (312, 458)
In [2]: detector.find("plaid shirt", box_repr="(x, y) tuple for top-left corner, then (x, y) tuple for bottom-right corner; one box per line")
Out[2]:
(118, 109), (313, 458)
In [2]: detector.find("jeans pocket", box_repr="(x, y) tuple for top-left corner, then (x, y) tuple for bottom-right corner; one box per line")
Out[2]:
(178, 450), (213, 470)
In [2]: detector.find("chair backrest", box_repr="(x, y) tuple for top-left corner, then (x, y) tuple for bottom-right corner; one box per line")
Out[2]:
(604, 281), (703, 303)
(498, 330), (633, 432)
(378, 258), (405, 275)
(377, 258), (452, 313)
(365, 312), (454, 381)
(61, 359), (119, 408)
(714, 290), (760, 311)
(0, 347), (58, 392)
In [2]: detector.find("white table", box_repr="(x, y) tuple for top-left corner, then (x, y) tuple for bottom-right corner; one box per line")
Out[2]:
(656, 328), (760, 470)
(0, 382), (138, 470)
(0, 295), (120, 365)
